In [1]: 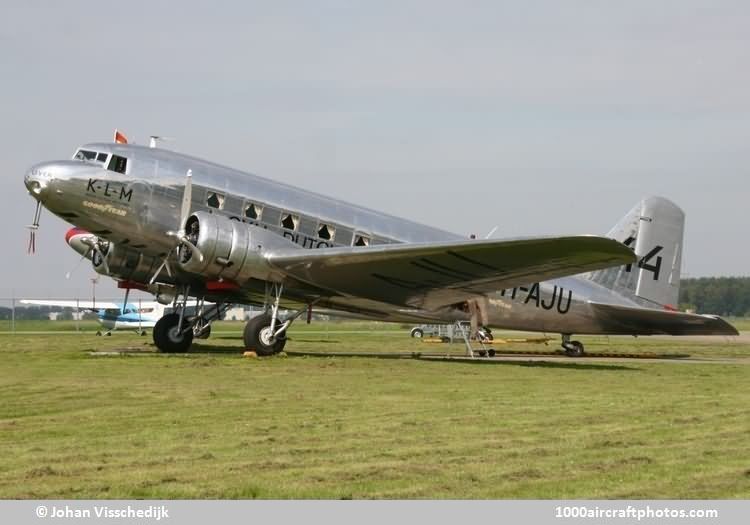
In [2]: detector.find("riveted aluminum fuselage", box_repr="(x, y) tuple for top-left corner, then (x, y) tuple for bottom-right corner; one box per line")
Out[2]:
(24, 143), (661, 335)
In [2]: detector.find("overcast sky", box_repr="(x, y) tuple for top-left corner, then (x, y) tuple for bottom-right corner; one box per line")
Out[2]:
(1, 1), (748, 299)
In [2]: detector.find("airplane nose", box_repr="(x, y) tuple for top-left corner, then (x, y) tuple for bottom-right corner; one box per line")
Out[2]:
(24, 164), (52, 200)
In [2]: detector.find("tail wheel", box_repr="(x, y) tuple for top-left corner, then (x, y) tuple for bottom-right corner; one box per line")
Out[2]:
(153, 313), (194, 353)
(194, 324), (212, 339)
(244, 314), (286, 356)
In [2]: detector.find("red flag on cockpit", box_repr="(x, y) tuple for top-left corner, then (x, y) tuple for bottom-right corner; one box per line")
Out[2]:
(114, 129), (128, 144)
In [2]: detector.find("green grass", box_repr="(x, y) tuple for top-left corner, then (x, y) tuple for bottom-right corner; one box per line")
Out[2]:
(727, 317), (750, 331)
(0, 324), (749, 499)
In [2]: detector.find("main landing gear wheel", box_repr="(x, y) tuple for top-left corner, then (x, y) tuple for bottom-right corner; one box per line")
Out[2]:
(244, 313), (287, 356)
(153, 313), (194, 353)
(563, 341), (585, 357)
(410, 328), (424, 338)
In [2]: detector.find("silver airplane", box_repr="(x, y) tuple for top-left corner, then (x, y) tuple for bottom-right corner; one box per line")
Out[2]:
(23, 135), (736, 356)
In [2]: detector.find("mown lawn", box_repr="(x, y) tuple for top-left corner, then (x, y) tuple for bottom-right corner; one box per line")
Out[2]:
(0, 325), (748, 499)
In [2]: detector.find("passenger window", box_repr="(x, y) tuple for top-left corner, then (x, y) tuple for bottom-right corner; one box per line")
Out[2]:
(244, 203), (263, 220)
(354, 234), (370, 247)
(206, 191), (224, 209)
(107, 155), (128, 174)
(317, 223), (335, 241)
(281, 213), (299, 231)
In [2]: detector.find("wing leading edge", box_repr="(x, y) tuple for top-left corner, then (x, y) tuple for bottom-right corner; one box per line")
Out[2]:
(268, 235), (635, 309)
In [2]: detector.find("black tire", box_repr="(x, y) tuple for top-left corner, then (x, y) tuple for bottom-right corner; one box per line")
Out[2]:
(194, 324), (212, 339)
(244, 314), (286, 356)
(410, 328), (424, 338)
(153, 313), (194, 353)
(564, 341), (584, 357)
(487, 348), (496, 357)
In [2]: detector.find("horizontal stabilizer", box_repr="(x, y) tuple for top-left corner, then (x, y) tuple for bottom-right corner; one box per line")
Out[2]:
(268, 235), (635, 309)
(588, 302), (739, 336)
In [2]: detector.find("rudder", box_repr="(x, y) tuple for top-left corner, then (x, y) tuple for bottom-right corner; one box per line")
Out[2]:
(588, 196), (684, 308)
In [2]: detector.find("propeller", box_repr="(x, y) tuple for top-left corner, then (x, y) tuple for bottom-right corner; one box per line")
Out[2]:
(149, 169), (203, 284)
(82, 237), (110, 275)
(65, 249), (92, 279)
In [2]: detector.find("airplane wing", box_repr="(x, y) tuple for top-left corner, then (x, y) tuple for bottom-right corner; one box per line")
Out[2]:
(588, 302), (739, 336)
(268, 235), (635, 309)
(20, 299), (120, 310)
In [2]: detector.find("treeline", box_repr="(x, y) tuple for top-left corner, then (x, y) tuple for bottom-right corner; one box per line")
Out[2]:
(679, 277), (750, 316)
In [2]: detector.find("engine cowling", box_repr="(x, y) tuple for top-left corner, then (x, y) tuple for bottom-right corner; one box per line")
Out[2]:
(92, 241), (161, 283)
(177, 211), (295, 283)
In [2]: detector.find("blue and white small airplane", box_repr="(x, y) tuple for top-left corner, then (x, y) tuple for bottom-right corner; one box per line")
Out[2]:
(20, 299), (165, 336)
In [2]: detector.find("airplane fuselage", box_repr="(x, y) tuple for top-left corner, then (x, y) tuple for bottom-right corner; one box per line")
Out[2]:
(22, 143), (710, 337)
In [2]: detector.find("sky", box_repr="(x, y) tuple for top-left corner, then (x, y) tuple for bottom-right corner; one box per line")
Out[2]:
(1, 0), (748, 299)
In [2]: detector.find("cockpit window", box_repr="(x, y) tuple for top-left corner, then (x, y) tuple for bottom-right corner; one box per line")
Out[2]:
(74, 149), (97, 161)
(73, 149), (112, 167)
(107, 155), (128, 174)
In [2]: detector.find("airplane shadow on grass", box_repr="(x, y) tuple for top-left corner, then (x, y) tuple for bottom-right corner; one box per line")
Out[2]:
(284, 350), (638, 371)
(157, 343), (639, 371)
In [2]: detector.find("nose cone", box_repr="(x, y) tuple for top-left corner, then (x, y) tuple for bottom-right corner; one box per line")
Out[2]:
(24, 162), (56, 201)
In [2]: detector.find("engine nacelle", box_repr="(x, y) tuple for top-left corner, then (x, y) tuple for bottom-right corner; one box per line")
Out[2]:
(178, 211), (295, 283)
(92, 241), (161, 283)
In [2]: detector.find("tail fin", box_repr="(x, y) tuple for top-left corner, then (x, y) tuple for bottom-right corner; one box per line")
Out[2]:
(588, 196), (684, 308)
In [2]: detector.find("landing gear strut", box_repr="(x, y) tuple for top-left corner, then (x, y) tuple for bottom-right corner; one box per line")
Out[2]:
(561, 334), (585, 357)
(243, 283), (313, 356)
(152, 287), (231, 353)
(244, 313), (287, 356)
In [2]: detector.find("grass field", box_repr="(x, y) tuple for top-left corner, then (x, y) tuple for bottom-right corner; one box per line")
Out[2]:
(0, 322), (749, 499)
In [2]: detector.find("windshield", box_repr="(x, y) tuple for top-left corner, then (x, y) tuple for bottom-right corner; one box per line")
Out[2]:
(73, 149), (110, 166)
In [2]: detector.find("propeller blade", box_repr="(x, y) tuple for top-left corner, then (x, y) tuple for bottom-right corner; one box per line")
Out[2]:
(149, 259), (168, 285)
(65, 249), (92, 279)
(179, 169), (193, 231)
(149, 248), (175, 284)
(94, 244), (109, 275)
